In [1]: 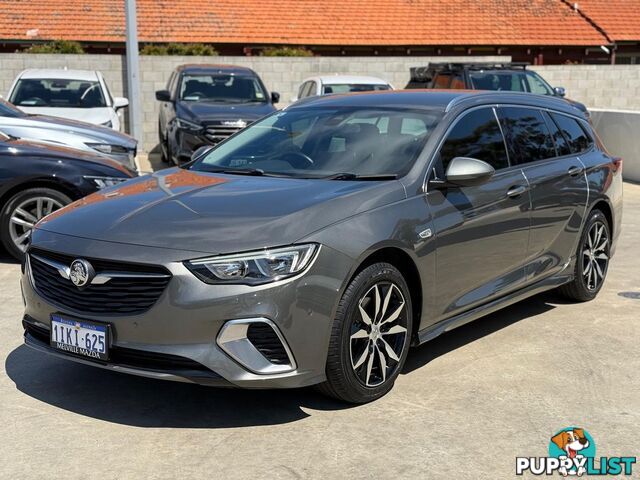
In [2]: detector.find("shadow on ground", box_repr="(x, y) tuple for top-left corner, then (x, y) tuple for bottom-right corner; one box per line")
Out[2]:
(0, 248), (19, 265)
(143, 144), (171, 173)
(402, 292), (559, 373)
(6, 292), (563, 429)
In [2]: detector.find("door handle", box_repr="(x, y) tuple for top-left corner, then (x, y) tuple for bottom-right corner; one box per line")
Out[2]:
(506, 185), (527, 198)
(568, 165), (584, 177)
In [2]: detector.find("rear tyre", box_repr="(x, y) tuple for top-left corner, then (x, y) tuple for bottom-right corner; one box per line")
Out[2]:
(559, 209), (611, 302)
(0, 188), (72, 260)
(318, 263), (413, 403)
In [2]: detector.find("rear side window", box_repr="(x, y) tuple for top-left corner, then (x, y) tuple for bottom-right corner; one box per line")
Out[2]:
(549, 112), (593, 153)
(449, 73), (465, 89)
(433, 73), (451, 88)
(439, 107), (509, 172)
(542, 111), (571, 156)
(497, 107), (555, 164)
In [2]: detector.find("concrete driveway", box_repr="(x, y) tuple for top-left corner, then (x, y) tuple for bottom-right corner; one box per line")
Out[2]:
(1, 184), (639, 479)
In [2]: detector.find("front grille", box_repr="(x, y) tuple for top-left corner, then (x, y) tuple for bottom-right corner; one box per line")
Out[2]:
(28, 248), (171, 316)
(203, 121), (252, 144)
(247, 323), (290, 365)
(23, 320), (215, 374)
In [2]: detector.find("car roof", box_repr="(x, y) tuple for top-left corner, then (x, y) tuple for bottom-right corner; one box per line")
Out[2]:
(307, 75), (390, 85)
(288, 89), (585, 117)
(176, 64), (258, 76)
(18, 69), (99, 81)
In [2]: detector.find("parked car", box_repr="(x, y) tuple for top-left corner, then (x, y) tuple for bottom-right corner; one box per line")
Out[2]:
(294, 75), (392, 101)
(0, 132), (136, 259)
(22, 90), (621, 403)
(405, 62), (589, 117)
(7, 69), (129, 131)
(0, 98), (137, 169)
(156, 64), (279, 165)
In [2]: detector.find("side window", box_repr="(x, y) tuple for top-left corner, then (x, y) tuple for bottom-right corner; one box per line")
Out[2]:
(297, 82), (308, 99)
(449, 73), (464, 89)
(401, 117), (427, 136)
(549, 112), (593, 153)
(526, 72), (553, 95)
(306, 81), (318, 97)
(432, 73), (451, 89)
(497, 107), (556, 164)
(542, 111), (571, 156)
(439, 107), (509, 172)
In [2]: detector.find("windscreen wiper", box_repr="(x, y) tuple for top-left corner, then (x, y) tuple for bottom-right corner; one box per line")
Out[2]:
(323, 173), (399, 181)
(199, 167), (291, 177)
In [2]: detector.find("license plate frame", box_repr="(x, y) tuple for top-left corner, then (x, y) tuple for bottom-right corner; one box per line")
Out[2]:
(50, 314), (111, 361)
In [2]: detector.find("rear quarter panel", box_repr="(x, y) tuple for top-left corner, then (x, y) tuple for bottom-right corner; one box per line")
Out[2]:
(579, 147), (623, 256)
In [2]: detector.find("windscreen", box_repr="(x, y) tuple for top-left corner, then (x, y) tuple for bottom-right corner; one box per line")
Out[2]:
(190, 106), (442, 178)
(322, 84), (391, 94)
(180, 74), (268, 103)
(469, 71), (553, 95)
(10, 79), (107, 108)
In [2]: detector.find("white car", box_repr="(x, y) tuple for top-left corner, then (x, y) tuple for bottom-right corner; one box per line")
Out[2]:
(7, 69), (129, 131)
(293, 75), (393, 101)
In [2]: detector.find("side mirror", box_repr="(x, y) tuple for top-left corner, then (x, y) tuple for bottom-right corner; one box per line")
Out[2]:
(271, 91), (280, 103)
(553, 86), (566, 97)
(113, 97), (129, 110)
(191, 145), (214, 162)
(445, 157), (495, 187)
(155, 90), (171, 102)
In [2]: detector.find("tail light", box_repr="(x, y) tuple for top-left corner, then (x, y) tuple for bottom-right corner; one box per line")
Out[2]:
(612, 157), (623, 173)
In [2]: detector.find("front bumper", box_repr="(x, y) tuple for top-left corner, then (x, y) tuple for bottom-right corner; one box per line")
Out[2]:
(22, 230), (353, 389)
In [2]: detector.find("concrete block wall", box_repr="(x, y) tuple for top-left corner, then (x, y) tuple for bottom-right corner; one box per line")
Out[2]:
(0, 54), (639, 152)
(535, 65), (640, 111)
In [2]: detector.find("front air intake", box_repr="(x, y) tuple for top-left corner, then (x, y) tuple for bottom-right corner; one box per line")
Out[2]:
(246, 323), (290, 365)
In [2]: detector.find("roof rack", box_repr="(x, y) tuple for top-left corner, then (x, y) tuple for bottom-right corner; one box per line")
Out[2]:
(409, 62), (530, 81)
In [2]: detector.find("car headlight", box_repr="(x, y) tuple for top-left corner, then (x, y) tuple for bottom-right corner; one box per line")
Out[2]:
(87, 143), (129, 155)
(83, 175), (129, 189)
(185, 244), (319, 285)
(176, 117), (203, 132)
(100, 120), (113, 128)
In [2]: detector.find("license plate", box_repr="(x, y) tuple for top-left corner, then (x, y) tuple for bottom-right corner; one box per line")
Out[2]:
(50, 314), (109, 361)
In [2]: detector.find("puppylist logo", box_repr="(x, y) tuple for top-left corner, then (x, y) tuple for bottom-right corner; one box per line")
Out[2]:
(516, 427), (636, 476)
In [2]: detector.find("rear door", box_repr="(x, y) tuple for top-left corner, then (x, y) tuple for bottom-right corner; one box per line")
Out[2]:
(496, 107), (588, 283)
(427, 107), (531, 320)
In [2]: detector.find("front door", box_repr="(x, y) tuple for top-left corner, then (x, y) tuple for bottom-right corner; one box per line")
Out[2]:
(427, 107), (531, 321)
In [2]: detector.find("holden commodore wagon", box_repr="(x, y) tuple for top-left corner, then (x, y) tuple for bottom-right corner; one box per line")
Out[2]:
(21, 90), (622, 403)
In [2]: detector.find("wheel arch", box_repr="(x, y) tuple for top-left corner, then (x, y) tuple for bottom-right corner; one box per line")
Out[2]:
(590, 199), (613, 237)
(0, 177), (81, 212)
(348, 246), (423, 344)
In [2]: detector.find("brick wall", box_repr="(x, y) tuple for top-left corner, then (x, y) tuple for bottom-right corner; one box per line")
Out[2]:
(1, 53), (639, 152)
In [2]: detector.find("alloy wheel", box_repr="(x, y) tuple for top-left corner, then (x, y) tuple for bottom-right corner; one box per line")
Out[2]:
(349, 282), (408, 387)
(9, 196), (64, 252)
(582, 220), (609, 291)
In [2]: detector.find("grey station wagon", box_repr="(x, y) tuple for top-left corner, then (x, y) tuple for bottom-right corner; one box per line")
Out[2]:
(21, 90), (622, 403)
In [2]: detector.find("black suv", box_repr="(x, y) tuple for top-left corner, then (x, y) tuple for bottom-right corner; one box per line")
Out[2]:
(156, 64), (280, 165)
(406, 62), (588, 116)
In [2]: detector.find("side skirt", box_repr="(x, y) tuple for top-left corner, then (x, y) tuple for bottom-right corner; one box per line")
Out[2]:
(414, 272), (572, 346)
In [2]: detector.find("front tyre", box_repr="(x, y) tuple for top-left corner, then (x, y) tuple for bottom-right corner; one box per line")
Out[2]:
(318, 263), (412, 403)
(0, 188), (71, 260)
(559, 209), (611, 302)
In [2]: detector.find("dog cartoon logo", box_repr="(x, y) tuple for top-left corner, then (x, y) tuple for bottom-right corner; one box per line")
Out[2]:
(549, 428), (595, 477)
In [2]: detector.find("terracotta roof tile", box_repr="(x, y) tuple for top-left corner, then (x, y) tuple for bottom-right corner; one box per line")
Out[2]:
(0, 0), (612, 46)
(574, 0), (640, 42)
